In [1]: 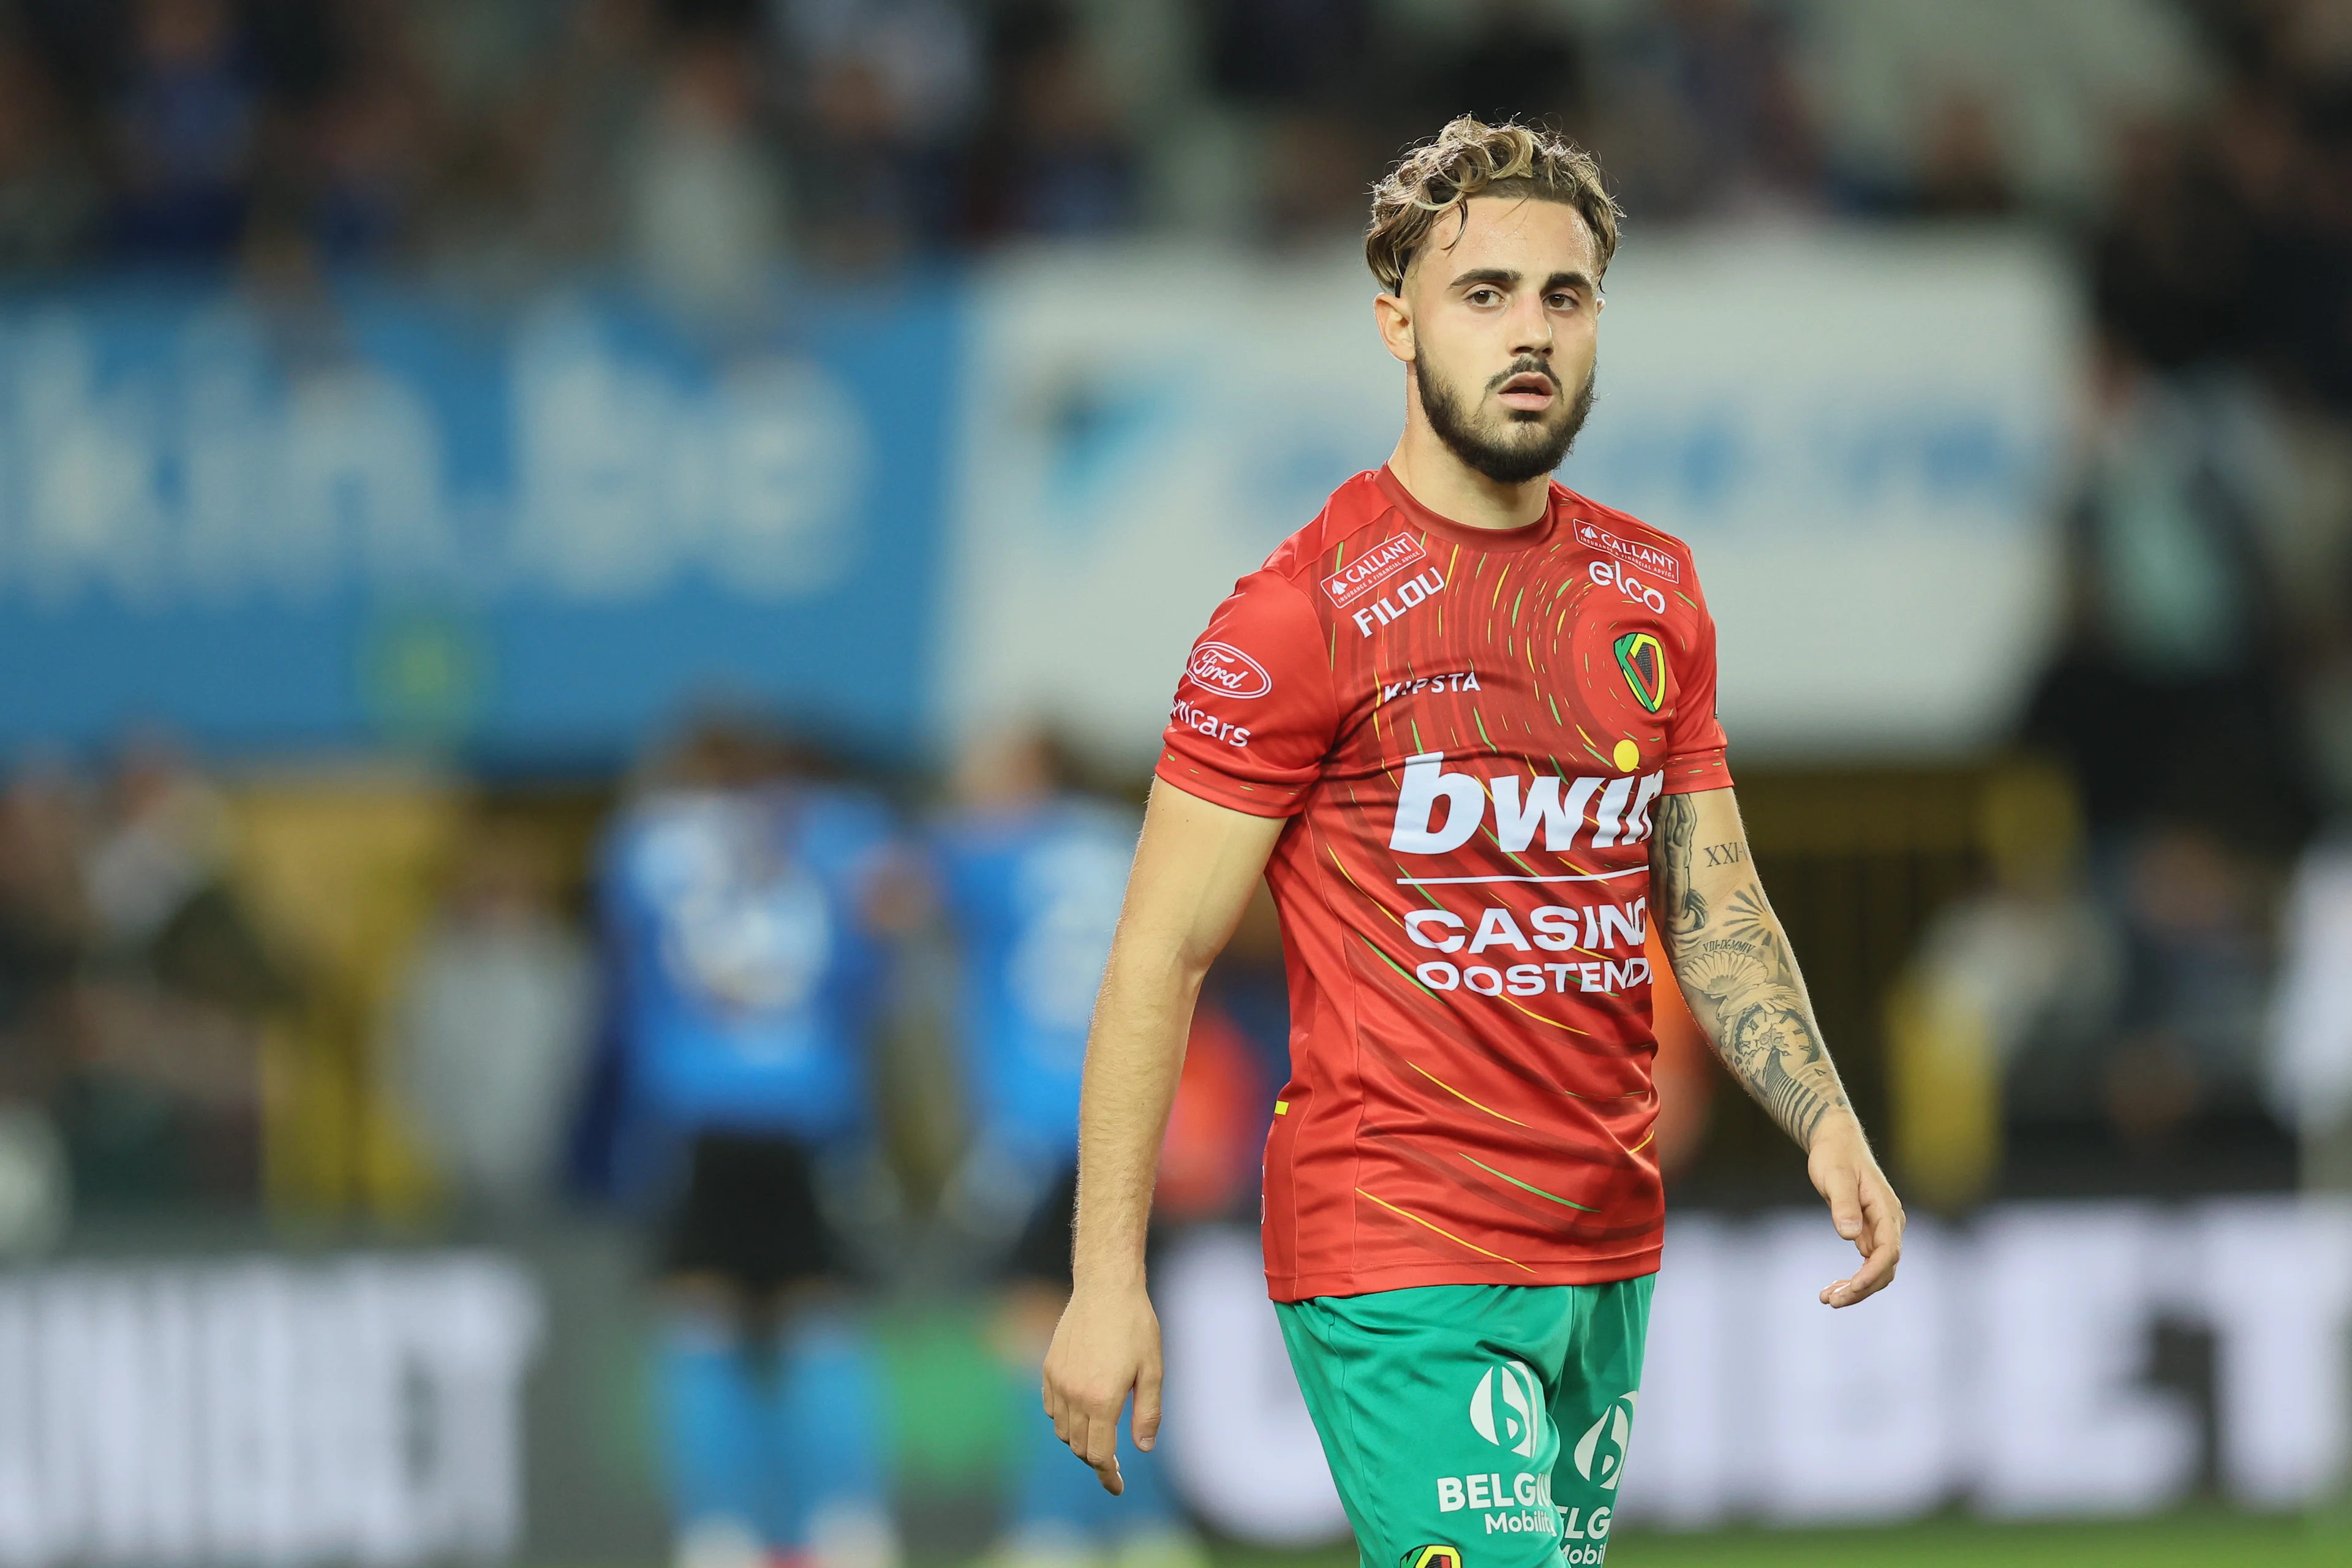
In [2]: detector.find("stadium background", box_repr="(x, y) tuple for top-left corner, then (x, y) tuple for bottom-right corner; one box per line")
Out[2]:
(0, 0), (2348, 1564)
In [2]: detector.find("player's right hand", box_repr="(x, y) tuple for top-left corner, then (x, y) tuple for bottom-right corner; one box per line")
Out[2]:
(1807, 1112), (1905, 1307)
(1041, 1281), (1164, 1494)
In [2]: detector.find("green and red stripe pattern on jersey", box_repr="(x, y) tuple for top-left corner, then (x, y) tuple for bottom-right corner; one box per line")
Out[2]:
(1157, 467), (1730, 1300)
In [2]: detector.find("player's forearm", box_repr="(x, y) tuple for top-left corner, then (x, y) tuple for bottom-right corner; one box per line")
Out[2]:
(1672, 902), (1856, 1151)
(1066, 783), (1285, 1296)
(1651, 790), (1856, 1150)
(1068, 944), (1207, 1294)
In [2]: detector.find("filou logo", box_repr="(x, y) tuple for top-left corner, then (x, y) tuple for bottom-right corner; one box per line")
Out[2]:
(1350, 568), (1448, 638)
(1469, 1361), (1545, 1458)
(1186, 641), (1272, 699)
(1572, 1392), (1637, 1491)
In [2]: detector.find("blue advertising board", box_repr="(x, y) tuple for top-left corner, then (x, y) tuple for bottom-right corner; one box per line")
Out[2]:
(0, 281), (958, 765)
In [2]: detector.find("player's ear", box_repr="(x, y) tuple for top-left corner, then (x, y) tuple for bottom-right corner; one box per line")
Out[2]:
(1373, 289), (1415, 366)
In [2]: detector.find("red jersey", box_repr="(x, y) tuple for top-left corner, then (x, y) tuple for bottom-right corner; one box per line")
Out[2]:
(1156, 467), (1732, 1301)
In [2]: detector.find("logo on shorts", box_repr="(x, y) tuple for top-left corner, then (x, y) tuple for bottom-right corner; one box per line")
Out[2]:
(1571, 1392), (1637, 1491)
(1469, 1361), (1544, 1458)
(1613, 631), (1666, 715)
(1400, 1546), (1461, 1568)
(1185, 641), (1272, 699)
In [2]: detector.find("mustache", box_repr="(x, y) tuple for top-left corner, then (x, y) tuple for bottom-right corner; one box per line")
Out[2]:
(1484, 358), (1561, 395)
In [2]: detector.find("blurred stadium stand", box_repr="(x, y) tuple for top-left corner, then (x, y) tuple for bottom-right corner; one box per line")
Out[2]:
(1, 0), (2351, 1561)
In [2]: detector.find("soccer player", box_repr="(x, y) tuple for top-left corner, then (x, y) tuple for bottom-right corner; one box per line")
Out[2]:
(601, 719), (904, 1568)
(1040, 117), (1907, 1566)
(932, 726), (1205, 1568)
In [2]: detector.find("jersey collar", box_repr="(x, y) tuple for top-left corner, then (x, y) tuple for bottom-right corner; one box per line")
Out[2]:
(1374, 465), (1562, 554)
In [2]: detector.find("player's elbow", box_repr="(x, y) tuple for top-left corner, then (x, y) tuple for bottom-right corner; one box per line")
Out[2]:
(1096, 927), (1215, 1014)
(1170, 926), (1231, 984)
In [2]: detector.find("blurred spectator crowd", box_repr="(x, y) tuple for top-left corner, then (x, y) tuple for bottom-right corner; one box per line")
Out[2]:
(1963, 1), (2352, 1204)
(0, 1), (2321, 305)
(0, 737), (281, 1240)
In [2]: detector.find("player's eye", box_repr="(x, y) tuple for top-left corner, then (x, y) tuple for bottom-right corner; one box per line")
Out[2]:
(1548, 292), (1580, 311)
(1468, 287), (1501, 306)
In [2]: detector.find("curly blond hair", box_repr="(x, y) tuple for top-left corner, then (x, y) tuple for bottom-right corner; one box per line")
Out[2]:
(1366, 116), (1621, 294)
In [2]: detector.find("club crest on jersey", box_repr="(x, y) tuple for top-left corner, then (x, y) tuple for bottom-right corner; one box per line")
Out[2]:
(1401, 1546), (1461, 1568)
(1613, 632), (1665, 714)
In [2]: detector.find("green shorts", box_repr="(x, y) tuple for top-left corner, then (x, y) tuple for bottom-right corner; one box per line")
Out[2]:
(1275, 1278), (1653, 1568)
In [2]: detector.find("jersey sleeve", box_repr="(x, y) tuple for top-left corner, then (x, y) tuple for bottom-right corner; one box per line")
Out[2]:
(1664, 575), (1734, 795)
(1155, 570), (1339, 818)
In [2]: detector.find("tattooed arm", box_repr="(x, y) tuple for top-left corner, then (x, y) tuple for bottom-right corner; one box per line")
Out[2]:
(1651, 787), (1905, 1306)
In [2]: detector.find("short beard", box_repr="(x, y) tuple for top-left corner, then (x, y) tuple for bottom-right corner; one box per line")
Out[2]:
(1419, 356), (1597, 486)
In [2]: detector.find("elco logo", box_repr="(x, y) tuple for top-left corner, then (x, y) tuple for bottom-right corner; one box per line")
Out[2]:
(1572, 1392), (1637, 1491)
(1469, 1362), (1544, 1458)
(1588, 557), (1667, 615)
(1186, 641), (1272, 699)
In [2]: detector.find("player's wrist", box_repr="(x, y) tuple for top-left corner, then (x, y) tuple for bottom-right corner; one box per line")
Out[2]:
(1069, 1250), (1150, 1300)
(1803, 1106), (1868, 1156)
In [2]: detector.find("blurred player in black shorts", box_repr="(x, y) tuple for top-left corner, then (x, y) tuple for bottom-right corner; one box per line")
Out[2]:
(604, 720), (914, 1568)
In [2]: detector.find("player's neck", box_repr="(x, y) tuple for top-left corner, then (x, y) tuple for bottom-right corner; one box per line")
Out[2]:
(1385, 423), (1553, 532)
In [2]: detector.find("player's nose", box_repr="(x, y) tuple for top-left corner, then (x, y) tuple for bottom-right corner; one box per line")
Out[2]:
(1507, 297), (1554, 356)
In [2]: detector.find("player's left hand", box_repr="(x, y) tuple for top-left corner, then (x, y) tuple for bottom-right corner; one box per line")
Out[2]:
(1806, 1112), (1905, 1307)
(1041, 1279), (1163, 1494)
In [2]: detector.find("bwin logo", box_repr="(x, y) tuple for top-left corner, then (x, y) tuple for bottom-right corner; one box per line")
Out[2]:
(1572, 1392), (1637, 1490)
(1468, 1362), (1544, 1458)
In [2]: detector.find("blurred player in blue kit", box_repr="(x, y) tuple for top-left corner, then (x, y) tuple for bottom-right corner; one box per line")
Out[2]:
(933, 728), (1206, 1568)
(601, 719), (911, 1568)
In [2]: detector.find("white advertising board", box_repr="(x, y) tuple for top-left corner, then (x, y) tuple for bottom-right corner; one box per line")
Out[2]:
(0, 1254), (540, 1567)
(1158, 1199), (2352, 1539)
(943, 229), (2076, 763)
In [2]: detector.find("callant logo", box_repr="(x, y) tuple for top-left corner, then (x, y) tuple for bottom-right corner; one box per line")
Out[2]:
(1186, 641), (1272, 699)
(1574, 519), (1681, 584)
(1322, 534), (1430, 608)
